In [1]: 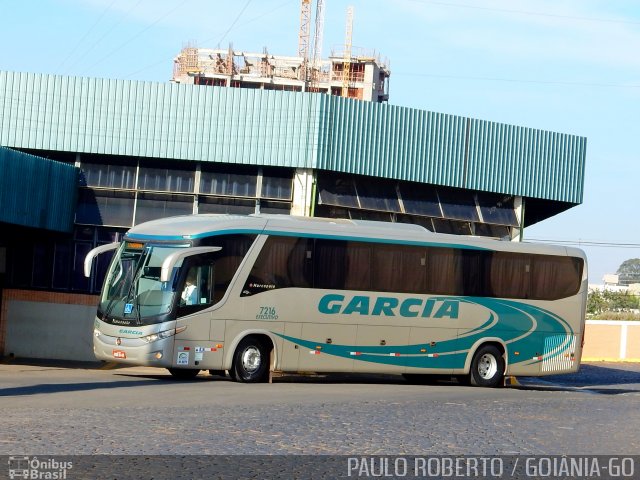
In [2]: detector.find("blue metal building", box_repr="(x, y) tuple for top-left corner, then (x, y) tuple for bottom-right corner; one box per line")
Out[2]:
(0, 70), (586, 359)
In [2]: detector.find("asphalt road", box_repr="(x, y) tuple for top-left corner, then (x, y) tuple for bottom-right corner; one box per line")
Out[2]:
(0, 363), (640, 455)
(0, 363), (640, 479)
(0, 360), (639, 458)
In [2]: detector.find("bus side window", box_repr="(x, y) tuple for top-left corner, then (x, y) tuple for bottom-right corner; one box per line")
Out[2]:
(179, 264), (215, 312)
(213, 256), (243, 303)
(489, 252), (531, 299)
(371, 244), (427, 294)
(286, 238), (313, 288)
(181, 268), (199, 305)
(530, 256), (583, 300)
(344, 242), (371, 291)
(242, 236), (313, 296)
(314, 239), (348, 290)
(425, 247), (463, 295)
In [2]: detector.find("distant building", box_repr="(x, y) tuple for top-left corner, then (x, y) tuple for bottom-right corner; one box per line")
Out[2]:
(172, 46), (390, 103)
(603, 274), (620, 287)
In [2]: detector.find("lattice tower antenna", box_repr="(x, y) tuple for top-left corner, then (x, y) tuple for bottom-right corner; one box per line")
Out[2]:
(341, 6), (354, 97)
(309, 0), (325, 90)
(298, 0), (312, 83)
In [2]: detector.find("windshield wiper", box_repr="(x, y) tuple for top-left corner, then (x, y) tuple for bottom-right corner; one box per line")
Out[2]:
(127, 251), (149, 326)
(103, 294), (126, 322)
(132, 284), (142, 326)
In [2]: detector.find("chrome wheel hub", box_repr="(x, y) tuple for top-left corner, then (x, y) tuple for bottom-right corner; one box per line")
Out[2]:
(241, 346), (261, 373)
(478, 353), (498, 379)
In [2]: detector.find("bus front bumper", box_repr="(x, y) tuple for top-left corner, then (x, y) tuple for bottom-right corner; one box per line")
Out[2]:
(93, 333), (174, 367)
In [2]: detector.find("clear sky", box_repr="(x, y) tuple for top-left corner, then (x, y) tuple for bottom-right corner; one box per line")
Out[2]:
(0, 0), (638, 284)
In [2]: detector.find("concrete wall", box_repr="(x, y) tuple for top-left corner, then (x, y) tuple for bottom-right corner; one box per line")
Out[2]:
(582, 320), (640, 362)
(1, 290), (98, 362)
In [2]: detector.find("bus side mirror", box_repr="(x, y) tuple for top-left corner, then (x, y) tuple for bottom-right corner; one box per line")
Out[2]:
(160, 247), (222, 282)
(84, 242), (120, 278)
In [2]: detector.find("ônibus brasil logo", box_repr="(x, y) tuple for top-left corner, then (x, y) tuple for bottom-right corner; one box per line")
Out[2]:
(8, 456), (73, 479)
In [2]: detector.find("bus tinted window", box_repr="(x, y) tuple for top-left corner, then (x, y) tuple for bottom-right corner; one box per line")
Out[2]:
(200, 234), (257, 302)
(488, 252), (531, 299)
(241, 235), (583, 301)
(344, 242), (372, 291)
(371, 244), (427, 294)
(314, 239), (348, 290)
(460, 250), (488, 297)
(425, 247), (463, 296)
(530, 255), (583, 300)
(243, 236), (313, 295)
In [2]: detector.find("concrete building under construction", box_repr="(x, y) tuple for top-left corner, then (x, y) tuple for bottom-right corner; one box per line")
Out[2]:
(172, 46), (390, 103)
(172, 3), (389, 102)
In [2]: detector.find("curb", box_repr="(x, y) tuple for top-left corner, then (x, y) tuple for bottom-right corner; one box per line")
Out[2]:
(504, 375), (521, 387)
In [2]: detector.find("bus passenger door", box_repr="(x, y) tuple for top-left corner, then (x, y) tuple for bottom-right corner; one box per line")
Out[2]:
(173, 261), (222, 370)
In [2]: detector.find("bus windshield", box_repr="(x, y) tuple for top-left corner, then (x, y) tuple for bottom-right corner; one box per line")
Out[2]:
(99, 242), (188, 324)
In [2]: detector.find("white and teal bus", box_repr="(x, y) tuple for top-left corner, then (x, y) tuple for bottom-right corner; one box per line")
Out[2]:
(85, 214), (587, 387)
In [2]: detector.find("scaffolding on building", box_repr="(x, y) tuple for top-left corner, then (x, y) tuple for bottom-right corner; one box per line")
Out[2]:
(172, 46), (390, 102)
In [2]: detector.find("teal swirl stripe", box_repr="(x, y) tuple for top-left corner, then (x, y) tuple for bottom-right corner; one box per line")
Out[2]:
(274, 297), (575, 370)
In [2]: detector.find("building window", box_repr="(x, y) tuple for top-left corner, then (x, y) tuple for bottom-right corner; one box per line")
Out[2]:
(200, 165), (258, 197)
(355, 177), (401, 212)
(52, 242), (72, 290)
(317, 174), (359, 208)
(477, 193), (519, 226)
(72, 243), (93, 291)
(80, 161), (136, 189)
(76, 190), (135, 227)
(398, 184), (442, 218)
(259, 200), (291, 215)
(32, 243), (54, 288)
(261, 168), (293, 200)
(138, 165), (195, 193)
(198, 197), (256, 215)
(135, 193), (194, 225)
(437, 188), (480, 222)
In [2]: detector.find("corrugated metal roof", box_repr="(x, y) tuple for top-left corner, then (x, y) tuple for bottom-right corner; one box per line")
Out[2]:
(0, 70), (586, 204)
(0, 146), (78, 232)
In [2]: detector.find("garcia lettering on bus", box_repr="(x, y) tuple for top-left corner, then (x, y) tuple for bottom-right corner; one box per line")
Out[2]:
(318, 294), (459, 319)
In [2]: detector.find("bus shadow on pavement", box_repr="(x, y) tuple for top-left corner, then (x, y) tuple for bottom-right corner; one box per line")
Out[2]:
(0, 379), (165, 397)
(113, 370), (410, 385)
(517, 363), (640, 395)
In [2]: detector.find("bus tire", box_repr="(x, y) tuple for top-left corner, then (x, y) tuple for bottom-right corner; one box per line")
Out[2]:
(167, 368), (200, 379)
(469, 345), (505, 388)
(232, 337), (269, 383)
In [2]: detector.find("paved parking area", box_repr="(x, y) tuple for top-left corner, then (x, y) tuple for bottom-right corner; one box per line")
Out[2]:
(0, 361), (638, 456)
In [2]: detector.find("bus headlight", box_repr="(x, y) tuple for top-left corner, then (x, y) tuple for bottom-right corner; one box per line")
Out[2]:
(94, 328), (101, 338)
(143, 333), (159, 343)
(142, 326), (187, 343)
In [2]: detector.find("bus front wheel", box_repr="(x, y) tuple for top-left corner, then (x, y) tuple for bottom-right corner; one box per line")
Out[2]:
(232, 337), (269, 383)
(469, 345), (505, 388)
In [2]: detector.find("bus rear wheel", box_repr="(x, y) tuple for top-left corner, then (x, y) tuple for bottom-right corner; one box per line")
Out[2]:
(232, 337), (269, 383)
(167, 368), (200, 379)
(469, 345), (505, 388)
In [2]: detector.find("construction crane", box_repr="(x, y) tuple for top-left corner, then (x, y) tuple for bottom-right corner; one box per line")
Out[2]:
(342, 6), (354, 98)
(298, 0), (312, 83)
(309, 0), (325, 91)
